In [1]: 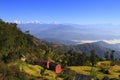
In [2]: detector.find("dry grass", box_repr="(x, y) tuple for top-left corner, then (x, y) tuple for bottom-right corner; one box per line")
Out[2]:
(68, 66), (93, 76)
(69, 61), (120, 79)
(13, 62), (62, 80)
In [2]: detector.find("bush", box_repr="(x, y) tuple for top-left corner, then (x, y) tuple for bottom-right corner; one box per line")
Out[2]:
(99, 64), (110, 74)
(104, 69), (110, 74)
(58, 68), (75, 80)
(110, 61), (116, 66)
(99, 67), (110, 74)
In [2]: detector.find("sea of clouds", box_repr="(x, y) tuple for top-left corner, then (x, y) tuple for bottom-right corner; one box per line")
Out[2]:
(73, 39), (120, 44)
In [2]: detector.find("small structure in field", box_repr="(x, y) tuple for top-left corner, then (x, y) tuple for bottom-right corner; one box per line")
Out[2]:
(33, 60), (62, 73)
(48, 61), (62, 73)
(20, 54), (26, 62)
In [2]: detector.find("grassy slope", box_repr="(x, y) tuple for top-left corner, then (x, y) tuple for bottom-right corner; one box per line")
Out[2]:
(14, 61), (63, 80)
(68, 61), (120, 79)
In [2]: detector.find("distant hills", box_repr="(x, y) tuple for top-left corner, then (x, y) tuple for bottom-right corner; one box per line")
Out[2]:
(93, 41), (120, 51)
(18, 23), (120, 45)
(2, 19), (119, 61)
(18, 23), (120, 59)
(75, 43), (120, 59)
(18, 23), (120, 39)
(50, 42), (120, 59)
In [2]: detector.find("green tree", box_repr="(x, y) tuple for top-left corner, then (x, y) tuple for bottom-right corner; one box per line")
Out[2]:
(105, 51), (109, 60)
(90, 50), (98, 66)
(110, 50), (115, 61)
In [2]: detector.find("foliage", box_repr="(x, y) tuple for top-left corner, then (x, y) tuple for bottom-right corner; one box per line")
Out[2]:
(58, 68), (75, 80)
(60, 50), (90, 67)
(90, 50), (99, 66)
(0, 19), (63, 79)
(90, 67), (98, 79)
(99, 62), (111, 74)
(104, 51), (110, 60)
(0, 61), (28, 80)
(69, 61), (120, 79)
(14, 61), (65, 80)
(110, 51), (115, 61)
(0, 20), (38, 63)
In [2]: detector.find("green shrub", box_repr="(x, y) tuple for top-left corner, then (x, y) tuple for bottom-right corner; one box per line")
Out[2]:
(58, 68), (75, 80)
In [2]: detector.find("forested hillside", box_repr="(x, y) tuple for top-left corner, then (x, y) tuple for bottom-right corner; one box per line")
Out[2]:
(0, 19), (45, 63)
(0, 19), (58, 63)
(0, 19), (76, 80)
(0, 19), (46, 79)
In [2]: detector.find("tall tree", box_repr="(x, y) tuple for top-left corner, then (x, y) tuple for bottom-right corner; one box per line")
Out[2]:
(110, 50), (115, 61)
(105, 51), (109, 60)
(90, 50), (98, 66)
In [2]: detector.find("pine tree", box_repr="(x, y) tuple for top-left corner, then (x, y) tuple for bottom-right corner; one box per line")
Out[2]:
(105, 51), (109, 60)
(90, 50), (98, 66)
(110, 50), (115, 61)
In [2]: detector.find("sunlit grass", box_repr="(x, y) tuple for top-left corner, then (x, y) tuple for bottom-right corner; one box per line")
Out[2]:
(13, 61), (62, 80)
(97, 61), (111, 66)
(69, 61), (120, 79)
(68, 66), (92, 76)
(14, 62), (43, 77)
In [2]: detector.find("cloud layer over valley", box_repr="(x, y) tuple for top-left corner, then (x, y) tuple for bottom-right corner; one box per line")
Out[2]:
(18, 23), (120, 45)
(73, 39), (120, 44)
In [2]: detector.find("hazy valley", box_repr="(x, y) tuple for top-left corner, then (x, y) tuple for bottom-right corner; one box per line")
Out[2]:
(18, 23), (120, 58)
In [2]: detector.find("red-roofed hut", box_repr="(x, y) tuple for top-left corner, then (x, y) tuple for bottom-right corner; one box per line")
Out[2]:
(33, 60), (62, 73)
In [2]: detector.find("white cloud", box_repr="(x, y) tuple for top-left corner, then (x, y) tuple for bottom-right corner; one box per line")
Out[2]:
(13, 20), (61, 24)
(28, 20), (43, 24)
(13, 20), (22, 24)
(73, 40), (98, 44)
(73, 39), (120, 44)
(103, 39), (120, 44)
(13, 20), (44, 24)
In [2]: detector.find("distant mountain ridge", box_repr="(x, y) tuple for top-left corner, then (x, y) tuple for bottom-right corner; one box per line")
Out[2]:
(50, 42), (120, 59)
(93, 41), (120, 51)
(18, 23), (120, 45)
(18, 23), (120, 59)
(75, 43), (120, 59)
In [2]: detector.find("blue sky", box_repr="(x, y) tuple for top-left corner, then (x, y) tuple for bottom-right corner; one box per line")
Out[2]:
(0, 0), (120, 24)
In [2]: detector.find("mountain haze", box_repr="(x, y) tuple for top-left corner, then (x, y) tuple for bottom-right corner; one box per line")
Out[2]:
(17, 23), (120, 59)
(93, 41), (120, 51)
(18, 23), (120, 45)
